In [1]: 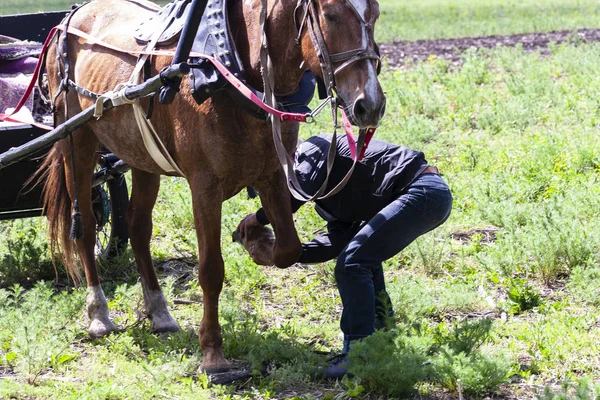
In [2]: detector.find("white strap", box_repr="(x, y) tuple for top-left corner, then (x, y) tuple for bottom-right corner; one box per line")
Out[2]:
(132, 102), (185, 175)
(92, 17), (185, 177)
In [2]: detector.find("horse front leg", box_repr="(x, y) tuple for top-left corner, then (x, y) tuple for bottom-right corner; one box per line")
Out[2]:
(128, 169), (179, 333)
(189, 177), (229, 373)
(255, 169), (302, 268)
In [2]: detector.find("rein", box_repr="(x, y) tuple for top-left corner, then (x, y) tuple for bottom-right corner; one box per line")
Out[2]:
(0, 24), (325, 128)
(261, 0), (380, 201)
(1, 2), (378, 201)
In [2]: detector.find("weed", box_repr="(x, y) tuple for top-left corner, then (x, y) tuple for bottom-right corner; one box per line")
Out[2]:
(540, 377), (600, 399)
(0, 219), (56, 286)
(506, 278), (543, 314)
(347, 320), (510, 397)
(566, 266), (600, 306)
(433, 318), (494, 354)
(0, 282), (85, 383)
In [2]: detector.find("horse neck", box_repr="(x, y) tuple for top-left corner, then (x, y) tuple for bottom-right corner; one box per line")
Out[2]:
(232, 0), (305, 96)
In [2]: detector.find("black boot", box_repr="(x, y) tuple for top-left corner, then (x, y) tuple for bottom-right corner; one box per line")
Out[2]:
(323, 340), (354, 379)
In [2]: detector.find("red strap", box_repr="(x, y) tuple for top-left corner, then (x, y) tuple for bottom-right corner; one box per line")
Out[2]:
(1, 23), (377, 156)
(341, 108), (376, 161)
(205, 55), (309, 123)
(361, 127), (376, 160)
(57, 26), (310, 122)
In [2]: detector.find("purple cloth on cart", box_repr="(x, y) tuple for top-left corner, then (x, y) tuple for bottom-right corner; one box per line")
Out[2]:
(0, 36), (42, 118)
(0, 74), (34, 115)
(0, 57), (38, 74)
(0, 35), (42, 60)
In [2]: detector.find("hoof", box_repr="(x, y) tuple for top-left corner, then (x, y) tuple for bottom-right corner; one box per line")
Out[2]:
(200, 363), (230, 374)
(150, 314), (180, 334)
(88, 318), (116, 339)
(199, 358), (230, 374)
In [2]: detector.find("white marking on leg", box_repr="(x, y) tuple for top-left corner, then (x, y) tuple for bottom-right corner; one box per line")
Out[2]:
(86, 285), (116, 338)
(143, 287), (179, 333)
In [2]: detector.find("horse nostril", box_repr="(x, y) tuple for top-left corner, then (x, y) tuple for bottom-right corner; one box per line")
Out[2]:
(353, 98), (368, 122)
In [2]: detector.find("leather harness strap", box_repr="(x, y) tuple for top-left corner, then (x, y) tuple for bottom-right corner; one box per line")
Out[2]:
(262, 0), (381, 201)
(93, 13), (187, 176)
(1, 1), (380, 195)
(0, 24), (312, 129)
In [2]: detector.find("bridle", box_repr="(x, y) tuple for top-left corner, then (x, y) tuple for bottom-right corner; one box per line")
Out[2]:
(294, 0), (381, 116)
(258, 0), (381, 202)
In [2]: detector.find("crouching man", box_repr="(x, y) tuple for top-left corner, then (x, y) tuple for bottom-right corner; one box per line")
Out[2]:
(235, 133), (453, 379)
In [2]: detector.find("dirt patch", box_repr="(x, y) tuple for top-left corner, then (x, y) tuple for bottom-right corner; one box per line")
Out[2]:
(380, 28), (600, 67)
(451, 227), (500, 244)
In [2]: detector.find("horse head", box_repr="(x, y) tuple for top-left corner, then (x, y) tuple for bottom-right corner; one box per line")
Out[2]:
(296, 0), (386, 128)
(234, 0), (385, 129)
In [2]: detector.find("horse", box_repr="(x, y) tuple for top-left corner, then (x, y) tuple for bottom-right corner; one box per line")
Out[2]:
(39, 0), (385, 373)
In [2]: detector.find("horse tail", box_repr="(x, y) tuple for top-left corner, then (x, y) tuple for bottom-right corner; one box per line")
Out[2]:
(30, 144), (82, 284)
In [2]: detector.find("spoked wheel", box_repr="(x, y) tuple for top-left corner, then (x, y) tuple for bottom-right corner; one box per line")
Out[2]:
(92, 173), (129, 260)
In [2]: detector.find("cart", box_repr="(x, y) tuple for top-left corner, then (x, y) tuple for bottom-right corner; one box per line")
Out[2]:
(0, 11), (131, 259)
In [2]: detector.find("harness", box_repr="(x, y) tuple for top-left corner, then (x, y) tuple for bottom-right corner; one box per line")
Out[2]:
(262, 0), (381, 200)
(1, 0), (382, 200)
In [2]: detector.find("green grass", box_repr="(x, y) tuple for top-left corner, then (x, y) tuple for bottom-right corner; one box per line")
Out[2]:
(3, 0), (600, 397)
(0, 0), (169, 15)
(4, 0), (600, 42)
(0, 0), (69, 14)
(376, 0), (600, 42)
(3, 41), (600, 398)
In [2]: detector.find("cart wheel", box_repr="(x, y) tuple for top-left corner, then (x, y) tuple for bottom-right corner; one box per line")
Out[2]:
(92, 173), (129, 260)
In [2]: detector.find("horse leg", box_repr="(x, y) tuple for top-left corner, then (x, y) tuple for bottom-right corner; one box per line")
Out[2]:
(254, 170), (302, 268)
(61, 131), (116, 338)
(189, 178), (229, 373)
(128, 169), (179, 333)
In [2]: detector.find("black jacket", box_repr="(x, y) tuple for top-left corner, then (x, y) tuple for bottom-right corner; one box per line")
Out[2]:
(256, 133), (428, 225)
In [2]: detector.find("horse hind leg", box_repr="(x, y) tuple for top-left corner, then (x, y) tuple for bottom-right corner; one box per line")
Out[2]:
(53, 128), (117, 338)
(128, 169), (179, 333)
(189, 177), (229, 373)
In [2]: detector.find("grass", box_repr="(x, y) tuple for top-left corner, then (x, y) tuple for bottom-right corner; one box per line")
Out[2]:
(4, 0), (600, 43)
(0, 0), (170, 15)
(376, 0), (600, 42)
(3, 41), (600, 398)
(0, 0), (69, 14)
(3, 0), (600, 398)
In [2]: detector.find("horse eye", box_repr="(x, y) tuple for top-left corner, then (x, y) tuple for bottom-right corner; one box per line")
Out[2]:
(323, 12), (340, 24)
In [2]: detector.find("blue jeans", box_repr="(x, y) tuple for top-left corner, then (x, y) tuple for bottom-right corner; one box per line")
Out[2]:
(335, 173), (452, 341)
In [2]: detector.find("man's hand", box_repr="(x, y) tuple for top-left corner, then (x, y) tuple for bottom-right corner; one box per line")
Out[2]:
(233, 213), (275, 266)
(234, 213), (262, 241)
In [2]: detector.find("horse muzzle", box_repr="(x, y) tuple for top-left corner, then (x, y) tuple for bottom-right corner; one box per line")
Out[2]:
(348, 93), (387, 129)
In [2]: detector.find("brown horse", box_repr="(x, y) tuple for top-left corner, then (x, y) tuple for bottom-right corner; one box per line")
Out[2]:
(40, 0), (385, 372)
